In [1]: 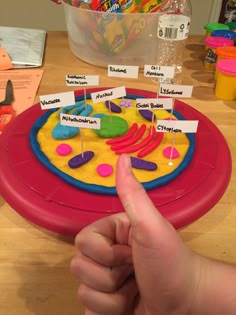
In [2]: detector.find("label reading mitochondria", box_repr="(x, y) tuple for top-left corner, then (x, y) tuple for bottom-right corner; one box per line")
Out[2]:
(60, 113), (101, 129)
(157, 14), (191, 40)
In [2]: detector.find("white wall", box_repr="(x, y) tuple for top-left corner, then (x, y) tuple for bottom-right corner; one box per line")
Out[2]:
(191, 0), (213, 34)
(0, 0), (219, 34)
(0, 1), (66, 31)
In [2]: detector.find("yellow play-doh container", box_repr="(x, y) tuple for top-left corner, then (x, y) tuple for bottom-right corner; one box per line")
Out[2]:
(204, 36), (234, 71)
(215, 59), (236, 101)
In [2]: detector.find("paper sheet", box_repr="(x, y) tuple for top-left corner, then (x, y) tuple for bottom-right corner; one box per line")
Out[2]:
(0, 47), (13, 71)
(0, 69), (44, 115)
(0, 27), (46, 68)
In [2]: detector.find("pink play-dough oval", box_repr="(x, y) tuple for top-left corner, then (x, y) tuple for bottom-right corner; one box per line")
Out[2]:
(56, 143), (72, 156)
(96, 164), (113, 177)
(163, 146), (180, 159)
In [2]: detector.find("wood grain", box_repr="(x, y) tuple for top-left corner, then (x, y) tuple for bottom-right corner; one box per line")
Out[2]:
(0, 32), (236, 315)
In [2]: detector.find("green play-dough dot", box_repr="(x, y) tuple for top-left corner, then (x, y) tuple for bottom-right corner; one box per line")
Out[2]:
(93, 115), (128, 138)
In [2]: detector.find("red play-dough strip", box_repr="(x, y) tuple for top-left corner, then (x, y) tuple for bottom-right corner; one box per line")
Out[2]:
(115, 126), (157, 154)
(111, 124), (147, 151)
(106, 123), (138, 145)
(137, 132), (164, 158)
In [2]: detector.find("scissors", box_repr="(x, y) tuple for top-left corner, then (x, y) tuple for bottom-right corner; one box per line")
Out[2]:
(0, 80), (15, 133)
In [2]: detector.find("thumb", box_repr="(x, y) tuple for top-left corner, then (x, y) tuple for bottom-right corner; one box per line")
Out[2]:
(116, 154), (177, 247)
(116, 154), (194, 315)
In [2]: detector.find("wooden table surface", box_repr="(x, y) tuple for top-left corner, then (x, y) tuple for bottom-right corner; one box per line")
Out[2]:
(0, 32), (236, 315)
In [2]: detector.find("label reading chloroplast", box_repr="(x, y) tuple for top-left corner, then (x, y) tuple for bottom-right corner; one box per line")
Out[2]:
(157, 14), (191, 40)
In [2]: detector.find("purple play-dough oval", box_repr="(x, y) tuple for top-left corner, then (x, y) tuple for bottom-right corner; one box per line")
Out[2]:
(105, 100), (122, 113)
(68, 151), (94, 168)
(139, 110), (156, 122)
(130, 156), (157, 171)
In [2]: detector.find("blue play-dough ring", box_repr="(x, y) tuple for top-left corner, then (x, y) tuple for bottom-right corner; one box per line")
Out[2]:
(30, 94), (195, 195)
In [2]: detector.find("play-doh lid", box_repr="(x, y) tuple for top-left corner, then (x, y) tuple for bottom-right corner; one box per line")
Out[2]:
(226, 22), (236, 30)
(216, 46), (236, 59)
(204, 36), (234, 49)
(216, 59), (236, 75)
(212, 29), (236, 40)
(204, 23), (230, 32)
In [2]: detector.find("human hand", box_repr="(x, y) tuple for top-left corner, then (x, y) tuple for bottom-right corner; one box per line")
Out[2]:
(71, 154), (201, 315)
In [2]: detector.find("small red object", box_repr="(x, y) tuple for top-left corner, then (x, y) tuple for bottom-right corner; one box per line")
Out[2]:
(0, 105), (15, 132)
(51, 0), (62, 4)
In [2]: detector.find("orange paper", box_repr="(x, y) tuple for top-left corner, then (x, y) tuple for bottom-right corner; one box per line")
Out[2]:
(0, 69), (44, 115)
(0, 47), (13, 70)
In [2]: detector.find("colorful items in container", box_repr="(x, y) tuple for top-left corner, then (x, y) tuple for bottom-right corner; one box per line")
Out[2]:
(204, 36), (234, 71)
(62, 0), (163, 55)
(89, 0), (122, 12)
(62, 0), (80, 6)
(215, 59), (236, 101)
(95, 13), (147, 54)
(63, 0), (163, 12)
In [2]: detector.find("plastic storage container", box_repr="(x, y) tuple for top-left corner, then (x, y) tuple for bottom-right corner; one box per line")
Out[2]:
(204, 23), (230, 38)
(204, 36), (234, 71)
(215, 59), (236, 101)
(62, 1), (160, 67)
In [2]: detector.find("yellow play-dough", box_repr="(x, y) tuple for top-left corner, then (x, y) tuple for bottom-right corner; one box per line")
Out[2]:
(37, 99), (190, 188)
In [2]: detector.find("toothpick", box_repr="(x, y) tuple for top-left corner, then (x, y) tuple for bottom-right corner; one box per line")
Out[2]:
(151, 111), (155, 135)
(168, 132), (176, 166)
(80, 129), (84, 158)
(84, 87), (87, 110)
(108, 100), (112, 122)
(170, 98), (175, 118)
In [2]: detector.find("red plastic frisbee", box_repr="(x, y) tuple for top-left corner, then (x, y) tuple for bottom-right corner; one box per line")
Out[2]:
(0, 88), (232, 236)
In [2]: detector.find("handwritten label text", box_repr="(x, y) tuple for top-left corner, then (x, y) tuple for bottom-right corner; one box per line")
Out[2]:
(144, 65), (175, 78)
(91, 86), (126, 104)
(159, 84), (193, 98)
(108, 65), (139, 78)
(156, 120), (199, 133)
(136, 98), (173, 110)
(39, 91), (75, 110)
(60, 114), (101, 129)
(66, 75), (99, 86)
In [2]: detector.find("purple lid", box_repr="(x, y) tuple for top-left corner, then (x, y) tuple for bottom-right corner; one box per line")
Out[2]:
(216, 59), (236, 75)
(205, 36), (234, 48)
